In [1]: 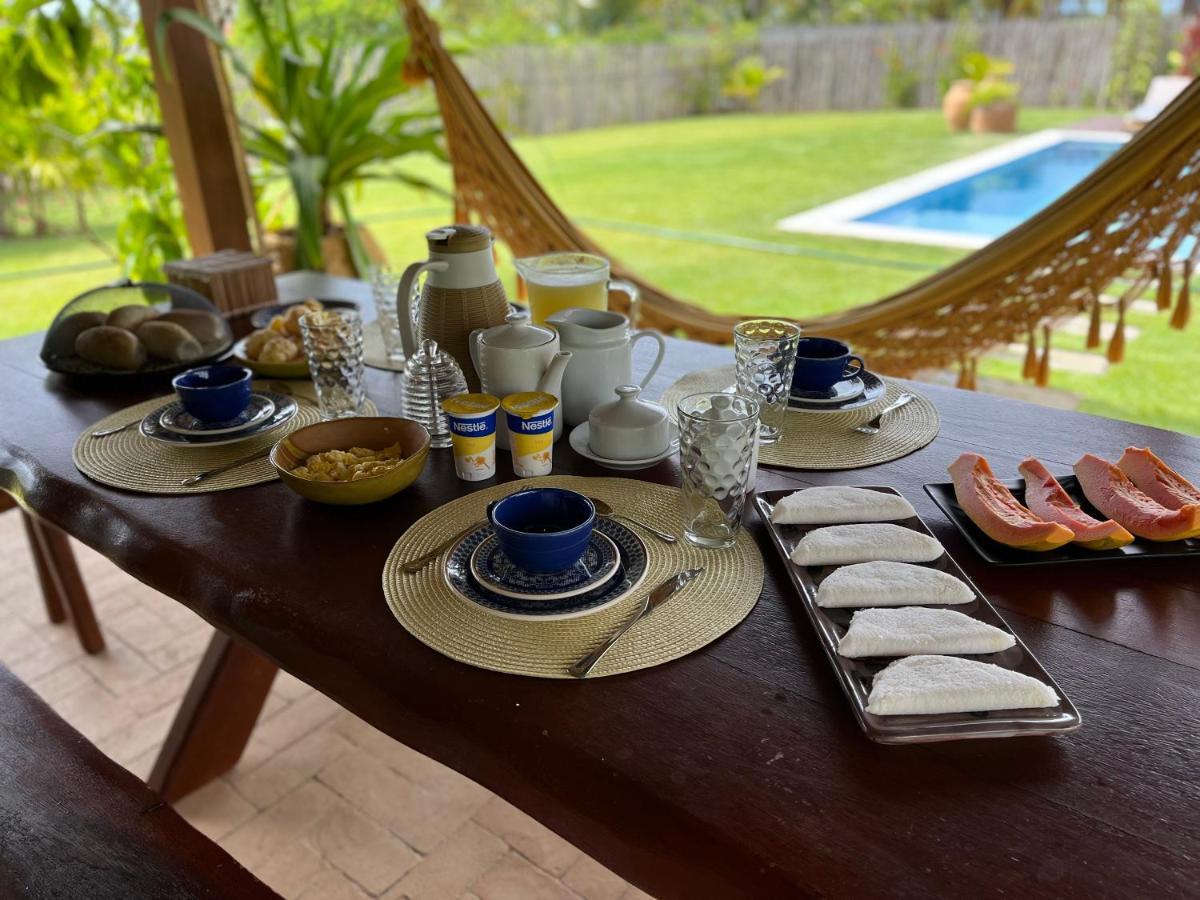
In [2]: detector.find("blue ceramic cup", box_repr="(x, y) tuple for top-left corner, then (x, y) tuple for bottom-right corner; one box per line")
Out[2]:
(790, 337), (866, 394)
(172, 365), (253, 423)
(487, 488), (596, 573)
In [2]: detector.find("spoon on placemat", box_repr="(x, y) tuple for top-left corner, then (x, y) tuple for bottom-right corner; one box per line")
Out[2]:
(179, 447), (273, 486)
(90, 421), (137, 439)
(853, 393), (915, 436)
(588, 496), (677, 543)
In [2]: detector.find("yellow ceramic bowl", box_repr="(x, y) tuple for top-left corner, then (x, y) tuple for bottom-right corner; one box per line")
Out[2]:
(232, 336), (310, 379)
(271, 417), (430, 505)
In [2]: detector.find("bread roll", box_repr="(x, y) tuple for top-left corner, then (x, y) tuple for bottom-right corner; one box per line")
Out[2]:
(75, 326), (147, 370)
(106, 305), (159, 331)
(157, 309), (227, 345)
(244, 328), (276, 360)
(259, 336), (300, 363)
(136, 320), (203, 362)
(44, 311), (107, 357)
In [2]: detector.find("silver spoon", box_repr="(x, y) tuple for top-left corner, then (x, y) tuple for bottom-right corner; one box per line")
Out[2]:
(91, 421), (137, 438)
(588, 496), (677, 543)
(853, 393), (915, 435)
(179, 446), (273, 486)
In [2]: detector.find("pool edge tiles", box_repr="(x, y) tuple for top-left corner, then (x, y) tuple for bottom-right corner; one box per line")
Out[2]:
(775, 129), (1129, 250)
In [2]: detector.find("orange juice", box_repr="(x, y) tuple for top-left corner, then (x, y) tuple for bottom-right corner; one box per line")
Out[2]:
(514, 253), (610, 325)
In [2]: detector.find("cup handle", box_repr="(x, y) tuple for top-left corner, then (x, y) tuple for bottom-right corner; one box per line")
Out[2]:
(608, 279), (641, 327)
(631, 329), (667, 390)
(843, 355), (867, 379)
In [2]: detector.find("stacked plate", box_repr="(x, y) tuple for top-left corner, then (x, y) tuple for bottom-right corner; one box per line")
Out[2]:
(445, 517), (649, 621)
(788, 370), (886, 413)
(139, 390), (299, 448)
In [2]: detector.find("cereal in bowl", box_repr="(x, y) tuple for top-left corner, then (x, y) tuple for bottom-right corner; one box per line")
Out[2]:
(291, 442), (405, 482)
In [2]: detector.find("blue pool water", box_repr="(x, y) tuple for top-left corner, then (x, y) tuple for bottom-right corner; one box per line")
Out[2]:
(856, 140), (1122, 238)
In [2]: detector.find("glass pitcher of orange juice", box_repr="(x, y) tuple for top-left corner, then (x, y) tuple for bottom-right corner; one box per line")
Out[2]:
(514, 252), (638, 325)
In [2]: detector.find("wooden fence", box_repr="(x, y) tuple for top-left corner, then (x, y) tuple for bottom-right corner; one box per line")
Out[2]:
(459, 16), (1181, 134)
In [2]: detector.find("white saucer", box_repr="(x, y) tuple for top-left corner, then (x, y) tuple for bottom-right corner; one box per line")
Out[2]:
(568, 422), (679, 471)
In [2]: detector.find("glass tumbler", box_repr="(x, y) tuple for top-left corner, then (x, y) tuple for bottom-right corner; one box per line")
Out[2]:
(369, 266), (407, 365)
(733, 319), (801, 445)
(677, 392), (760, 549)
(299, 309), (367, 420)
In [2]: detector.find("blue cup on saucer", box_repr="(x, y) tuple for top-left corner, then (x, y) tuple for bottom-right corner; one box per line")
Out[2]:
(791, 337), (866, 394)
(487, 488), (596, 573)
(172, 365), (253, 423)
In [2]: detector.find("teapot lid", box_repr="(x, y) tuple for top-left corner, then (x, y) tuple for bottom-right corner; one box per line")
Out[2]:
(426, 224), (492, 254)
(589, 385), (669, 430)
(480, 312), (556, 350)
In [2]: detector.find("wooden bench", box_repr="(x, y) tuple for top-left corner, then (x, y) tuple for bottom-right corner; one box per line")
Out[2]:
(0, 664), (276, 899)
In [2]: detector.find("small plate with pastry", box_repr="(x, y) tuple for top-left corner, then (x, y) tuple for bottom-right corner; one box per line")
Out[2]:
(233, 298), (335, 378)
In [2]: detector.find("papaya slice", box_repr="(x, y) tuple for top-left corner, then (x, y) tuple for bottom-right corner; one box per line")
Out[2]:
(1017, 457), (1134, 551)
(948, 453), (1074, 551)
(1117, 447), (1200, 512)
(1074, 453), (1200, 541)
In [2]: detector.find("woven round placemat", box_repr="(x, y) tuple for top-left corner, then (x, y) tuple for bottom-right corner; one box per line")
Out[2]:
(73, 383), (377, 494)
(382, 475), (764, 679)
(659, 365), (939, 471)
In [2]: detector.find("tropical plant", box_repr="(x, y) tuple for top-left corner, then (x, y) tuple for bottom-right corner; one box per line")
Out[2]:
(882, 45), (920, 109)
(157, 0), (446, 274)
(960, 52), (1020, 109)
(720, 54), (784, 107)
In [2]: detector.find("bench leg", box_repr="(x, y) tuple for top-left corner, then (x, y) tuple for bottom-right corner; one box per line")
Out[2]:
(22, 513), (105, 653)
(149, 631), (277, 801)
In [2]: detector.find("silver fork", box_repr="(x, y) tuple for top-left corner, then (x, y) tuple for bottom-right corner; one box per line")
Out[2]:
(853, 393), (915, 435)
(179, 447), (273, 486)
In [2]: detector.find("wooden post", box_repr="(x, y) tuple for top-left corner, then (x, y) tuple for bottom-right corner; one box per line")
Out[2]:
(138, 0), (259, 255)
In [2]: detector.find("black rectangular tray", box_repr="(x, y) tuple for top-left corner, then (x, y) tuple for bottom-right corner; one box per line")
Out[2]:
(755, 487), (1081, 744)
(925, 475), (1200, 566)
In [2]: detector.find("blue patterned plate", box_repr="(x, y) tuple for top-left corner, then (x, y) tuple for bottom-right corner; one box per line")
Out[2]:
(470, 530), (620, 601)
(159, 393), (276, 436)
(139, 391), (298, 448)
(788, 370), (885, 413)
(445, 517), (648, 621)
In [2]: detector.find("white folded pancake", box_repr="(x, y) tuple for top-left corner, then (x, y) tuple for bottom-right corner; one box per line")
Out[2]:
(790, 524), (943, 567)
(837, 607), (1015, 658)
(771, 486), (916, 525)
(815, 561), (973, 608)
(865, 655), (1058, 716)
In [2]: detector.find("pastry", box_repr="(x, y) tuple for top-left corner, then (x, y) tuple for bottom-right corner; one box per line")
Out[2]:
(815, 561), (973, 608)
(74, 326), (147, 370)
(259, 336), (301, 364)
(105, 305), (159, 331)
(837, 607), (1014, 658)
(771, 486), (915, 525)
(135, 321), (203, 362)
(866, 655), (1058, 715)
(790, 523), (943, 566)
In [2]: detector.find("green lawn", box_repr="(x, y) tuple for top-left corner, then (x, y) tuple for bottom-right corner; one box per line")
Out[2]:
(3, 107), (1196, 436)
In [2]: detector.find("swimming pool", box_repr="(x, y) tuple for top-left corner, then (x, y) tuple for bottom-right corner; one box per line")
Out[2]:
(777, 130), (1130, 249)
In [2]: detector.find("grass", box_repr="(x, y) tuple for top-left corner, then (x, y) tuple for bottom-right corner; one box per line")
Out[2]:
(2, 107), (1196, 436)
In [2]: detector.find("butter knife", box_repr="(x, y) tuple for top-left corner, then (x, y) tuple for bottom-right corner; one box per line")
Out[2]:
(568, 567), (705, 679)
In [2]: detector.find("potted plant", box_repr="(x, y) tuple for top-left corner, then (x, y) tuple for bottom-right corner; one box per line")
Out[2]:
(962, 53), (1020, 134)
(157, 0), (445, 276)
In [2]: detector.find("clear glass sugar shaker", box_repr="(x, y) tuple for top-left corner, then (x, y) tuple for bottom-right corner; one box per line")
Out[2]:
(400, 338), (468, 449)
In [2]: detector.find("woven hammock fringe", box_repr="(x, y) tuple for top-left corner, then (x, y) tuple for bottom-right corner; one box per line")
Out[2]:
(1086, 295), (1103, 349)
(1107, 300), (1127, 363)
(1022, 330), (1038, 380)
(1172, 259), (1192, 329)
(1156, 256), (1173, 310)
(955, 356), (978, 390)
(1035, 325), (1052, 387)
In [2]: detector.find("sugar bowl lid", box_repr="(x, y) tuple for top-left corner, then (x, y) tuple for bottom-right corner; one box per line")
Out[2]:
(480, 312), (556, 350)
(589, 385), (669, 431)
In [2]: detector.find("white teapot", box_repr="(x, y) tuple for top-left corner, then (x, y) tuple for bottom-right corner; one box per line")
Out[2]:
(469, 313), (571, 448)
(544, 307), (666, 427)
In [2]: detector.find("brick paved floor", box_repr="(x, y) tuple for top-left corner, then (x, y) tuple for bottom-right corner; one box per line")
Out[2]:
(0, 512), (652, 900)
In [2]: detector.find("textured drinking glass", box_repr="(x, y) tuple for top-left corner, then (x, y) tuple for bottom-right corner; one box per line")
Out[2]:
(677, 392), (760, 549)
(370, 266), (406, 364)
(733, 319), (801, 445)
(299, 309), (367, 420)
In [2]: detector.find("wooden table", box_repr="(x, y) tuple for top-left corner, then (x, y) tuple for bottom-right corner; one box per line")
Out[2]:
(1, 316), (1197, 898)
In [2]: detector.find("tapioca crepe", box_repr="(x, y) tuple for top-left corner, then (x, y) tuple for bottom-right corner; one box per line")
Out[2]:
(866, 655), (1058, 715)
(771, 486), (916, 525)
(815, 561), (973, 608)
(790, 523), (943, 567)
(838, 607), (1015, 658)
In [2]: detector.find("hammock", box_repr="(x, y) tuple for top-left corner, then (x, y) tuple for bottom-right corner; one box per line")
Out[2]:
(401, 0), (1197, 386)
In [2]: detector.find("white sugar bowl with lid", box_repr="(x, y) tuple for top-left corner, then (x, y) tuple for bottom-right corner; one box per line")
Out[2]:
(587, 385), (671, 460)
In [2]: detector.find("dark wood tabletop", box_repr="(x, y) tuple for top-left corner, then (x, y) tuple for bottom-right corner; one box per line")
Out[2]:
(1, 321), (1197, 899)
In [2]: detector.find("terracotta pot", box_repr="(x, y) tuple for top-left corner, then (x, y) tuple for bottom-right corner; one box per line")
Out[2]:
(263, 224), (386, 277)
(969, 102), (1018, 134)
(942, 80), (974, 132)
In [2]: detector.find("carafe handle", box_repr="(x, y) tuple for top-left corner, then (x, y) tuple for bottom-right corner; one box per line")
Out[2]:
(631, 329), (666, 390)
(396, 259), (448, 358)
